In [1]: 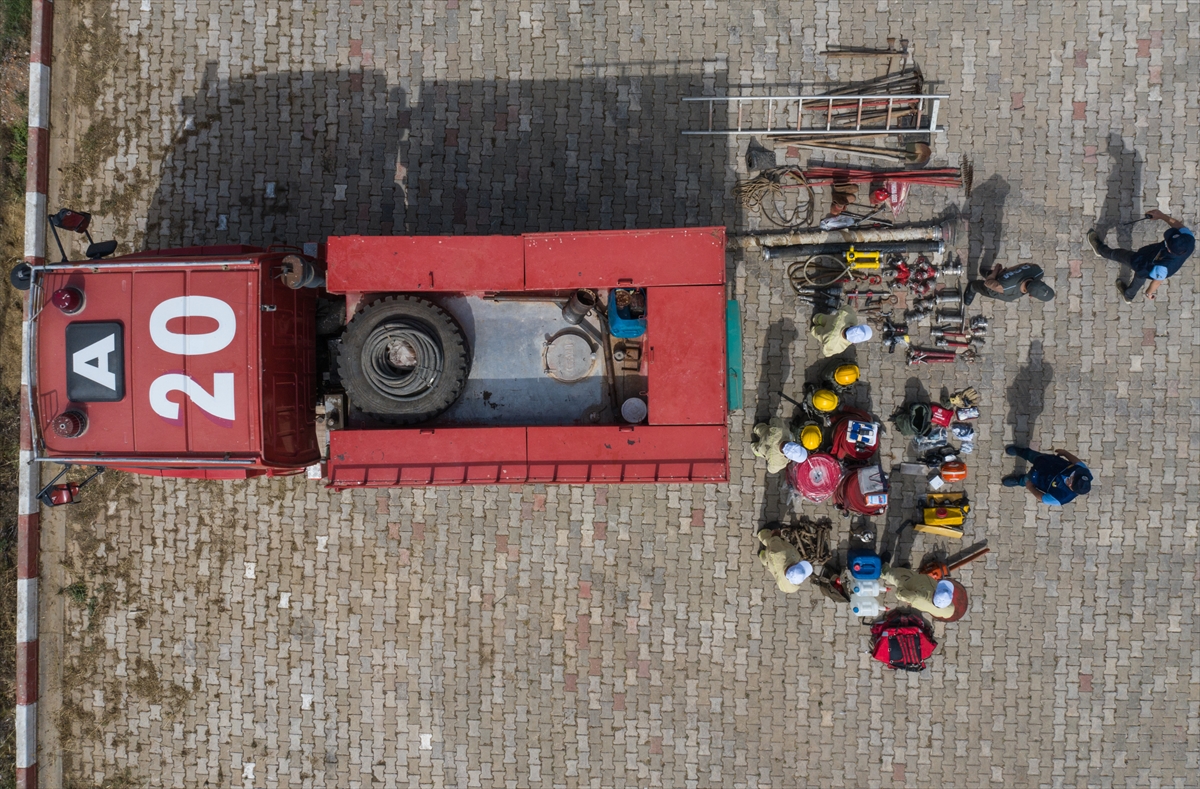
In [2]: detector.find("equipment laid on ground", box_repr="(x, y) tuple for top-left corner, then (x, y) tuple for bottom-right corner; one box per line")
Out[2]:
(938, 459), (968, 483)
(907, 346), (977, 364)
(786, 452), (843, 503)
(835, 463), (889, 516)
(779, 517), (835, 565)
(914, 492), (971, 538)
(683, 69), (947, 140)
(850, 567), (887, 616)
(845, 246), (881, 269)
(919, 546), (989, 581)
(882, 316), (910, 352)
(23, 209), (735, 489)
(810, 388), (840, 413)
(832, 363), (860, 387)
(830, 412), (882, 462)
(870, 610), (939, 672)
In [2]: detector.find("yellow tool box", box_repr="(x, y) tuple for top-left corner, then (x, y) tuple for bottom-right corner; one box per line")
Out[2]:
(923, 504), (969, 526)
(915, 493), (969, 538)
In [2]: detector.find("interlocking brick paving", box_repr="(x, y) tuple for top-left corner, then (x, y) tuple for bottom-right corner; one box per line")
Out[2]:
(38, 2), (1198, 787)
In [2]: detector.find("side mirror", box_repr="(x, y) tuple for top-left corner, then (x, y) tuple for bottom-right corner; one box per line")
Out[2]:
(47, 208), (116, 263)
(49, 208), (92, 233)
(86, 240), (119, 260)
(35, 465), (105, 507)
(9, 262), (32, 291)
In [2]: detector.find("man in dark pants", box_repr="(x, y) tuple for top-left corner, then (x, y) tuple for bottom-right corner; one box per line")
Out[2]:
(1087, 209), (1195, 303)
(962, 262), (1055, 306)
(1002, 446), (1092, 507)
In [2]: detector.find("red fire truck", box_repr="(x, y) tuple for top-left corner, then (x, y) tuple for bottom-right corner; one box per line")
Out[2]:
(18, 210), (734, 494)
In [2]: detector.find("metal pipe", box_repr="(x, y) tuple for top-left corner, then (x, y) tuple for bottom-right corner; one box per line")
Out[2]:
(30, 259), (258, 272)
(753, 220), (954, 249)
(562, 289), (598, 325)
(34, 456), (257, 466)
(763, 239), (944, 260)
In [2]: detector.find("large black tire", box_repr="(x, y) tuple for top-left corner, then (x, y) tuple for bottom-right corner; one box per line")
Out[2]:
(337, 296), (470, 424)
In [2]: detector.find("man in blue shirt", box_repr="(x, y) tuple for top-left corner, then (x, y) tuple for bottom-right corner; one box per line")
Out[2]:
(1087, 209), (1195, 303)
(1002, 446), (1093, 507)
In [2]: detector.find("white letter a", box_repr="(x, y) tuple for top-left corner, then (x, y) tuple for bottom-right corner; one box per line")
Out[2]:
(72, 334), (117, 390)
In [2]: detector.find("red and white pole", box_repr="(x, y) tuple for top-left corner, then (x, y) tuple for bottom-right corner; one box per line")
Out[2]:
(19, 2), (54, 787)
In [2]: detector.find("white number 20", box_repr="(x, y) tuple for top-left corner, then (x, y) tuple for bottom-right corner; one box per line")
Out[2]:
(148, 296), (238, 421)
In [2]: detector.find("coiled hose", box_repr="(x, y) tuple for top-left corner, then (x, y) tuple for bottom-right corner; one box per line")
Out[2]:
(732, 167), (816, 228)
(787, 254), (853, 292)
(360, 319), (444, 400)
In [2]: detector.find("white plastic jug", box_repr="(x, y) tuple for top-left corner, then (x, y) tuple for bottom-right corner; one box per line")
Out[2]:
(851, 579), (882, 597)
(850, 594), (885, 617)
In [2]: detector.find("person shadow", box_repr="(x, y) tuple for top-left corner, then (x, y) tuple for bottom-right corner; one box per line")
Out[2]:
(965, 175), (1010, 282)
(1095, 131), (1143, 251)
(877, 376), (932, 568)
(754, 318), (799, 528)
(1006, 340), (1053, 472)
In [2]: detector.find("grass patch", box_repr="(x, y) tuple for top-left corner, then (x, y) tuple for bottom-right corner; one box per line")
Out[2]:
(0, 0), (29, 52)
(62, 581), (89, 605)
(59, 116), (120, 205)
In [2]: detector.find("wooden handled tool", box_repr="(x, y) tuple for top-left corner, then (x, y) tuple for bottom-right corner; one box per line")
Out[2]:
(920, 546), (989, 580)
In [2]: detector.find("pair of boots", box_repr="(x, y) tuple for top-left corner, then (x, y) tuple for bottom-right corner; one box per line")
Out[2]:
(1086, 229), (1140, 304)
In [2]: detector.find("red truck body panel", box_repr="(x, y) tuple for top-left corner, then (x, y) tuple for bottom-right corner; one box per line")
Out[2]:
(522, 228), (727, 289)
(34, 228), (728, 486)
(327, 425), (727, 488)
(326, 235), (526, 293)
(645, 286), (728, 426)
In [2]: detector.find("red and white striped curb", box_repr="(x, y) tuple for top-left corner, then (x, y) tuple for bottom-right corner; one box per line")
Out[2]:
(19, 2), (54, 788)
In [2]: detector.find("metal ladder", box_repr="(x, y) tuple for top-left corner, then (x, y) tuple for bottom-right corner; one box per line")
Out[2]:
(682, 93), (948, 137)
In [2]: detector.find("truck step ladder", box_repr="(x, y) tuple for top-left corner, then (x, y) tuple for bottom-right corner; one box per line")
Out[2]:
(682, 93), (948, 138)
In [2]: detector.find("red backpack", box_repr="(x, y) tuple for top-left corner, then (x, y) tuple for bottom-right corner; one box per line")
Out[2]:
(870, 611), (938, 672)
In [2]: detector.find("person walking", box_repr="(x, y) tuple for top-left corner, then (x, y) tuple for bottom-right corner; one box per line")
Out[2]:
(879, 565), (968, 622)
(756, 526), (813, 593)
(1086, 209), (1195, 303)
(1002, 446), (1092, 506)
(810, 304), (873, 357)
(962, 262), (1055, 306)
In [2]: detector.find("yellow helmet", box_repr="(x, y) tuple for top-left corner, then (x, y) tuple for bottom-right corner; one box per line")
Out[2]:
(833, 363), (860, 387)
(800, 425), (823, 451)
(811, 389), (839, 412)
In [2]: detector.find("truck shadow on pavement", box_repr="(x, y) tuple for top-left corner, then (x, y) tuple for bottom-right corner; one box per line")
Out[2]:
(145, 64), (736, 249)
(965, 174), (1009, 282)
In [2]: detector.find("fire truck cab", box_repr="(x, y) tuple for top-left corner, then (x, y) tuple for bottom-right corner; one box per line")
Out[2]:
(26, 220), (733, 488)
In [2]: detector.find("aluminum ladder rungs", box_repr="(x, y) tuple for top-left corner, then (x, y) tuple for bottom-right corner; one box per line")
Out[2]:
(681, 94), (949, 136)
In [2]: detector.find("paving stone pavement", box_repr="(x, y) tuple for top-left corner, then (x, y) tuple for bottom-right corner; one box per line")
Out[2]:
(38, 1), (1198, 787)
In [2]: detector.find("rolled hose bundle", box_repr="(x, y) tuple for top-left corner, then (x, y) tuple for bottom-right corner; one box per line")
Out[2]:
(786, 453), (843, 503)
(361, 319), (444, 400)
